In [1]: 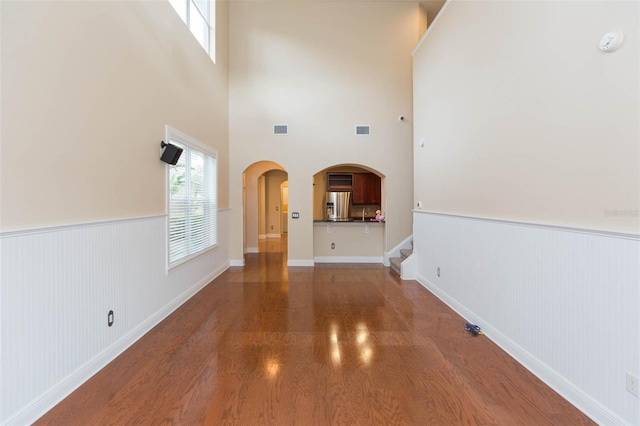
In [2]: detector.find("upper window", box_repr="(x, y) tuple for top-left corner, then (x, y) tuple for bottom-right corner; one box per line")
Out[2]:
(166, 126), (218, 267)
(168, 0), (215, 60)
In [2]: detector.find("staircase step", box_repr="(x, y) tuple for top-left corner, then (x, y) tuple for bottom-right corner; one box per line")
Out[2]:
(400, 249), (413, 260)
(389, 257), (402, 275)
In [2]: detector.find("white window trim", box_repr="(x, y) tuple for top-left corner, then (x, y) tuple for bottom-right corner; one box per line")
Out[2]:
(168, 0), (216, 62)
(165, 125), (218, 272)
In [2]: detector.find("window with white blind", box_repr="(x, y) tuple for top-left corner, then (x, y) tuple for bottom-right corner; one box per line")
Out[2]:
(168, 0), (216, 61)
(166, 126), (217, 267)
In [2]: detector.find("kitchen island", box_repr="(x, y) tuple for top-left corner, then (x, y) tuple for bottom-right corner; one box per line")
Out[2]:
(313, 220), (384, 263)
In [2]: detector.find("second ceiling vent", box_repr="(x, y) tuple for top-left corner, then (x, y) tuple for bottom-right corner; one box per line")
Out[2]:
(273, 124), (288, 135)
(355, 125), (371, 136)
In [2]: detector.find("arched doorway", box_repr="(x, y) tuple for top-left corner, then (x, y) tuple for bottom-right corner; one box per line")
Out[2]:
(311, 163), (385, 263)
(243, 162), (288, 257)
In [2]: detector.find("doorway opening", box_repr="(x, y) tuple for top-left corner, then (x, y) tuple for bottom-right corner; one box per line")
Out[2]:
(243, 162), (289, 258)
(311, 164), (386, 263)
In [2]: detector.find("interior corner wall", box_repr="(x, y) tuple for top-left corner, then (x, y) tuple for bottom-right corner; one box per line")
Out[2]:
(412, 1), (639, 424)
(228, 1), (419, 263)
(258, 175), (267, 239)
(417, 3), (428, 37)
(265, 170), (288, 236)
(1, 1), (230, 423)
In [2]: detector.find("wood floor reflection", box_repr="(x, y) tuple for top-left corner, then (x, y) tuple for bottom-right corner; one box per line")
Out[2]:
(37, 237), (593, 425)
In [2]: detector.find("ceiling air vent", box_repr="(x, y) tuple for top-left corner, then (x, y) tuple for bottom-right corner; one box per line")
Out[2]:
(355, 125), (371, 136)
(273, 124), (288, 135)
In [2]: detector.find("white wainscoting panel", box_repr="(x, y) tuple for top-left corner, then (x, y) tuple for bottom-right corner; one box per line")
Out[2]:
(1, 210), (230, 425)
(413, 212), (640, 425)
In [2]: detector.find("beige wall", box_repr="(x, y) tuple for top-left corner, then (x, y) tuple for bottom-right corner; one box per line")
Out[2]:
(413, 1), (639, 233)
(313, 223), (384, 257)
(1, 0), (230, 231)
(265, 170), (287, 235)
(418, 3), (428, 38)
(229, 1), (419, 262)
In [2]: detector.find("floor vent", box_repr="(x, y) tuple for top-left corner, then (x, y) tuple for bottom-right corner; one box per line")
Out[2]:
(273, 124), (288, 135)
(355, 125), (371, 136)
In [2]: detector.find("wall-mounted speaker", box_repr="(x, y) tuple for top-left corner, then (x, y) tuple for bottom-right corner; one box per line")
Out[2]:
(160, 141), (183, 165)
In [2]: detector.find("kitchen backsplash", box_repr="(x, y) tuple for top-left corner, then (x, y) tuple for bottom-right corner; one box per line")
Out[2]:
(352, 205), (381, 219)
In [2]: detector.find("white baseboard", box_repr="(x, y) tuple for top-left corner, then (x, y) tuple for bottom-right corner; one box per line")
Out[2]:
(8, 262), (229, 426)
(415, 274), (626, 426)
(246, 247), (259, 253)
(313, 256), (383, 264)
(229, 259), (245, 266)
(287, 259), (314, 267)
(383, 234), (413, 266)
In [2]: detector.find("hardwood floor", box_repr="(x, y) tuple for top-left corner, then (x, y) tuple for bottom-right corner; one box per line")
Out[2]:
(37, 237), (593, 425)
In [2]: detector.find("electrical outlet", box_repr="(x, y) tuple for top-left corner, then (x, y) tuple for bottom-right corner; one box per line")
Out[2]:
(627, 372), (639, 398)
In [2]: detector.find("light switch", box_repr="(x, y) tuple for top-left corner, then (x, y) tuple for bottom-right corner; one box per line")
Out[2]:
(291, 212), (300, 219)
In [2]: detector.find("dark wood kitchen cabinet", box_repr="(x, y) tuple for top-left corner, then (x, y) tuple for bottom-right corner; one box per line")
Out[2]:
(352, 173), (381, 205)
(327, 173), (353, 191)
